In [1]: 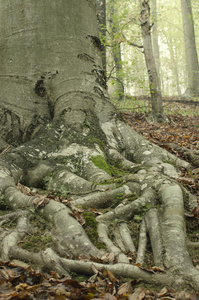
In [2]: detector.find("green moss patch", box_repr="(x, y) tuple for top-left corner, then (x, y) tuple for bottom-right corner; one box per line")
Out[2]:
(90, 155), (127, 177)
(87, 137), (106, 152)
(98, 177), (125, 187)
(90, 155), (112, 175)
(82, 212), (106, 249)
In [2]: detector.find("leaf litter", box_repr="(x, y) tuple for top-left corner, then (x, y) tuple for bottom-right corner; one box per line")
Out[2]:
(1, 260), (198, 299)
(121, 112), (199, 200)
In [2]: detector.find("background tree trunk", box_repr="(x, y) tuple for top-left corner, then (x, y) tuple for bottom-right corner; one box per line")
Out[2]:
(108, 0), (124, 100)
(140, 0), (166, 123)
(151, 0), (162, 89)
(181, 0), (199, 97)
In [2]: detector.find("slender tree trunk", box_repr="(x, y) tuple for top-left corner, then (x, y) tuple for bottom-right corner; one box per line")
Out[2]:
(173, 48), (182, 96)
(140, 0), (166, 122)
(151, 0), (162, 89)
(109, 0), (124, 100)
(181, 0), (199, 97)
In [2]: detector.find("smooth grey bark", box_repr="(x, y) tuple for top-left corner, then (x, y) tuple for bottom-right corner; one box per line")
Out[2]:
(181, 0), (199, 97)
(0, 0), (198, 293)
(0, 0), (108, 147)
(140, 0), (167, 123)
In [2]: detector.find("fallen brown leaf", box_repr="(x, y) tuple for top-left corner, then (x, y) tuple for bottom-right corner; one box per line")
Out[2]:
(118, 282), (133, 295)
(129, 287), (145, 300)
(31, 195), (49, 208)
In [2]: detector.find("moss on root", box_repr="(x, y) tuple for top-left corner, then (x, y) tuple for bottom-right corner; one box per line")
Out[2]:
(90, 155), (128, 177)
(82, 212), (106, 249)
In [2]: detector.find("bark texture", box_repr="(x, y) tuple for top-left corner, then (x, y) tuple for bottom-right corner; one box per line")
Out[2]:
(0, 0), (198, 293)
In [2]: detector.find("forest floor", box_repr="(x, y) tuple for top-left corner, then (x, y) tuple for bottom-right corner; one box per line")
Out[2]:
(0, 98), (199, 299)
(121, 111), (199, 200)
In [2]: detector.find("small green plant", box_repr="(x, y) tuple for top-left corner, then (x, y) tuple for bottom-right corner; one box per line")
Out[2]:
(133, 204), (151, 223)
(133, 214), (143, 223)
(46, 123), (52, 130)
(42, 173), (52, 189)
(59, 186), (69, 198)
(189, 168), (199, 179)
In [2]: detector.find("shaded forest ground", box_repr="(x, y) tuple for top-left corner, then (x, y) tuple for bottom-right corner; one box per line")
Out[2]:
(0, 97), (199, 299)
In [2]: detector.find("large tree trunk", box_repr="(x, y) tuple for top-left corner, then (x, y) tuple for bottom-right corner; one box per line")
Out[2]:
(140, 0), (166, 123)
(0, 0), (199, 293)
(181, 0), (199, 97)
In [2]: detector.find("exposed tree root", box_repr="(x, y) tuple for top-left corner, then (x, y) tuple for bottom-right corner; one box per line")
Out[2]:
(165, 143), (199, 167)
(0, 114), (198, 292)
(7, 247), (193, 291)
